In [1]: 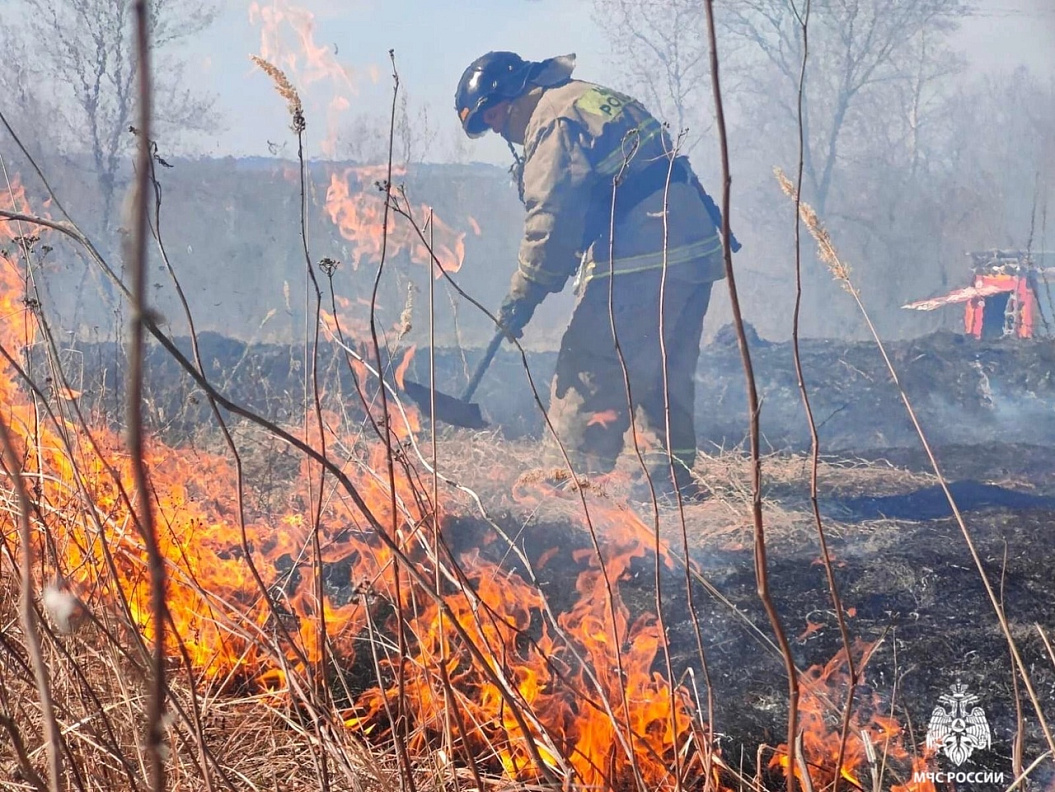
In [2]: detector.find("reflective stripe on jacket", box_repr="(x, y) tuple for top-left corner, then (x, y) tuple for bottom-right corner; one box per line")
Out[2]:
(509, 80), (725, 301)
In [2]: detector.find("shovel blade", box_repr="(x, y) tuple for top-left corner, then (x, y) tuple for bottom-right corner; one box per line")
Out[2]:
(402, 379), (488, 430)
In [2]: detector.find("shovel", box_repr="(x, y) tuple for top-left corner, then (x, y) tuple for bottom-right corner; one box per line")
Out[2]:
(401, 329), (504, 429)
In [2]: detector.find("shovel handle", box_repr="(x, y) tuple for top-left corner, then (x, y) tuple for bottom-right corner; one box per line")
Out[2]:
(460, 329), (505, 402)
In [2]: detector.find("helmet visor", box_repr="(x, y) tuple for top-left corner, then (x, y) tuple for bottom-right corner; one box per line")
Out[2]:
(459, 102), (491, 138)
(459, 90), (505, 138)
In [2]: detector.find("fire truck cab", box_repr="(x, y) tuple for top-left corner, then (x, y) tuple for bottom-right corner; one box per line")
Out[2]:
(963, 249), (1038, 339)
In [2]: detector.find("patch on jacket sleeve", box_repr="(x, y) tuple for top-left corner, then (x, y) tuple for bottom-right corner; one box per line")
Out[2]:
(574, 86), (634, 120)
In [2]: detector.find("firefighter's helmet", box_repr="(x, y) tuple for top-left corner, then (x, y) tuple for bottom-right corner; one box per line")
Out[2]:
(455, 52), (533, 138)
(455, 52), (577, 138)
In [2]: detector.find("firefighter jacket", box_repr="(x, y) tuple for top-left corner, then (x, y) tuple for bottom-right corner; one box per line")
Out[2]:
(508, 79), (725, 303)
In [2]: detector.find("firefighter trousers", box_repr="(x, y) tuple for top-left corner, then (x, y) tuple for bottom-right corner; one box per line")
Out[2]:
(545, 270), (713, 488)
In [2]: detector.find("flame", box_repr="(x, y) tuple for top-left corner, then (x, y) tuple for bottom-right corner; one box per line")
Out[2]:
(0, 175), (41, 250)
(587, 408), (620, 428)
(324, 167), (466, 275)
(0, 175), (42, 352)
(769, 641), (934, 790)
(4, 180), (691, 789)
(3, 177), (932, 792)
(319, 294), (374, 341)
(393, 345), (414, 390)
(317, 302), (420, 437)
(250, 2), (470, 282)
(250, 0), (358, 157)
(797, 619), (823, 641)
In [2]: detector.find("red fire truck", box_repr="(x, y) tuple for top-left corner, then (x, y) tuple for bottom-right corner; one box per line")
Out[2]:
(903, 249), (1052, 338)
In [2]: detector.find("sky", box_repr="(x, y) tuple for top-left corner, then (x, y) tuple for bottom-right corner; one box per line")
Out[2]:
(184, 0), (1055, 165)
(187, 0), (611, 163)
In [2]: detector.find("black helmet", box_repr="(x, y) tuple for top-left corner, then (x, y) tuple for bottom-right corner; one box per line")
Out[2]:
(455, 51), (533, 138)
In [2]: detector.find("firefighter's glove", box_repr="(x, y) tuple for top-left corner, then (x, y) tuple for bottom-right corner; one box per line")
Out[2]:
(498, 274), (548, 341)
(497, 295), (538, 341)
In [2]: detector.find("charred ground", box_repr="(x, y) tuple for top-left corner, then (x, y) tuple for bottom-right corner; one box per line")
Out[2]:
(72, 328), (1055, 451)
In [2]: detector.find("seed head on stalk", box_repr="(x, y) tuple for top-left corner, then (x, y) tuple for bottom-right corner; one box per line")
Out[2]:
(251, 55), (306, 133)
(775, 167), (853, 290)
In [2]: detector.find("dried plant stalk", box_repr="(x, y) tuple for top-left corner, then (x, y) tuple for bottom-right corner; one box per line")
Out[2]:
(250, 55), (306, 133)
(775, 168), (852, 285)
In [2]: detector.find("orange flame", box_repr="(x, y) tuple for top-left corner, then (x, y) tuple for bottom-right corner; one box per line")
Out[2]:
(393, 345), (415, 390)
(250, 0), (358, 158)
(324, 167), (466, 275)
(586, 408), (620, 428)
(0, 175), (714, 788)
(769, 641), (935, 790)
(250, 2), (469, 277)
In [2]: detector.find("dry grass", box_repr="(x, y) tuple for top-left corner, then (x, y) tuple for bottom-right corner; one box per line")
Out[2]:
(250, 56), (306, 134)
(424, 429), (933, 552)
(0, 573), (408, 791)
(0, 36), (979, 792)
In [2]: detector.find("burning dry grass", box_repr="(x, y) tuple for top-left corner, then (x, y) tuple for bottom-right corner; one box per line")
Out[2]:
(0, 151), (969, 791)
(0, 582), (402, 791)
(0, 369), (939, 792)
(0, 319), (714, 789)
(2, 6), (1048, 787)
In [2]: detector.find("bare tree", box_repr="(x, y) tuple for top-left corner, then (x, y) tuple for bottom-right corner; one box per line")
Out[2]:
(811, 28), (966, 282)
(0, 30), (56, 165)
(590, 0), (968, 202)
(1, 0), (220, 232)
(723, 0), (970, 214)
(336, 94), (437, 167)
(590, 0), (714, 149)
(945, 68), (1055, 247)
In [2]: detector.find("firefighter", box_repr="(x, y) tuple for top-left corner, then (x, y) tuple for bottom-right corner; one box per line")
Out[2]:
(454, 51), (731, 500)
